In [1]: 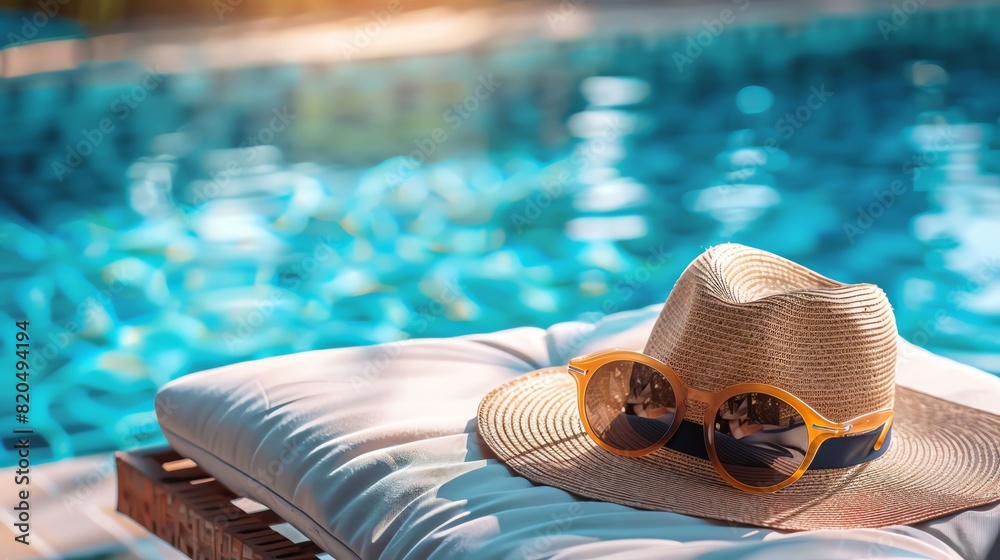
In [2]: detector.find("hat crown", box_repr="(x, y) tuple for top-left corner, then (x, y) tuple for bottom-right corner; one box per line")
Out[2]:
(643, 244), (897, 423)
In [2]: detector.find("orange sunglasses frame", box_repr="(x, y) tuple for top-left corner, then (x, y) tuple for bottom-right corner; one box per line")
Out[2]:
(568, 349), (894, 494)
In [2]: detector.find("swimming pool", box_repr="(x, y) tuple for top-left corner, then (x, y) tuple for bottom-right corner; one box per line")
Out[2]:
(2, 4), (999, 465)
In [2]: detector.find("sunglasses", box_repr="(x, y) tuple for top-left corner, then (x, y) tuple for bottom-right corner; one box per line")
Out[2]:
(569, 349), (894, 493)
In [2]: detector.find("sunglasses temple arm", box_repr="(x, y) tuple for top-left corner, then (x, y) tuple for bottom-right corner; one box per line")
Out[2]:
(839, 410), (894, 451)
(567, 363), (587, 389)
(874, 414), (893, 451)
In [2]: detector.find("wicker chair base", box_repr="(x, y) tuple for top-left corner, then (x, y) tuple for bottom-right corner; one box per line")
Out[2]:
(115, 447), (325, 560)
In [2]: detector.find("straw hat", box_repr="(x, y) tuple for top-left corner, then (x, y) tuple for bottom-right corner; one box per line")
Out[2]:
(477, 243), (1000, 530)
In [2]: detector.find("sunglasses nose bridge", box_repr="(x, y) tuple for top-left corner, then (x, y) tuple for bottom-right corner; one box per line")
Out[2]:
(684, 386), (713, 403)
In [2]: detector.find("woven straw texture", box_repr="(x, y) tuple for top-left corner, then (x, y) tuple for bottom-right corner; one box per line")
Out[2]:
(644, 243), (897, 424)
(477, 244), (1000, 529)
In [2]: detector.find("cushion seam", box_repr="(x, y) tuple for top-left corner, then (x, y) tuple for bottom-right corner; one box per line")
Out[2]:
(159, 424), (362, 560)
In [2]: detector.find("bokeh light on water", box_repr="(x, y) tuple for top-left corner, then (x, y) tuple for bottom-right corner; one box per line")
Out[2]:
(2, 4), (1000, 464)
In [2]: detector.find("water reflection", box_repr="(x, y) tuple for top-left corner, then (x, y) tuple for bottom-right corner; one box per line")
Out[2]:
(565, 76), (650, 242)
(2, 9), (1000, 463)
(904, 115), (1000, 372)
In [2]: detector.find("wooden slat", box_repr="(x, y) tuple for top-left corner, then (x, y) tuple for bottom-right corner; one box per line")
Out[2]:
(116, 448), (325, 560)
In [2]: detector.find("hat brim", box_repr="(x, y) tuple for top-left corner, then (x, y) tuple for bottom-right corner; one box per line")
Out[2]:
(477, 362), (1000, 530)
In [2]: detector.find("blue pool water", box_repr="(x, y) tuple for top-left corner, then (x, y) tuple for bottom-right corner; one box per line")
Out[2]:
(2, 6), (1000, 465)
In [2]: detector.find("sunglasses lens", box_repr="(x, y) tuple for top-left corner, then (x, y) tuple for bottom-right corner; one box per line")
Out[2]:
(713, 392), (809, 488)
(583, 360), (678, 451)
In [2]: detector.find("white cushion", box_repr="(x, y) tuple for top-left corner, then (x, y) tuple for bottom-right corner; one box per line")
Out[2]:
(156, 304), (1000, 560)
